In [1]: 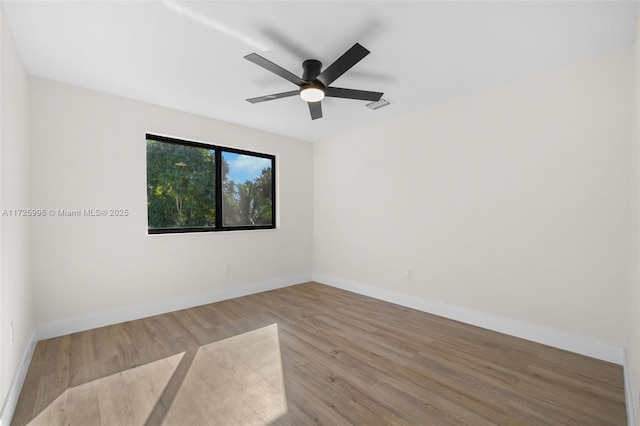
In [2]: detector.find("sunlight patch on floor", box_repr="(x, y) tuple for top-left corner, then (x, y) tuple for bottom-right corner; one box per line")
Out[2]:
(162, 323), (288, 426)
(27, 352), (184, 426)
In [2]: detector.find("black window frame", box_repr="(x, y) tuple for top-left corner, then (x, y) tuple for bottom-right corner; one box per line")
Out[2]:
(146, 133), (276, 234)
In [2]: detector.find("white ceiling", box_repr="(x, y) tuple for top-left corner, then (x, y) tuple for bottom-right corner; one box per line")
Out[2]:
(2, 1), (638, 143)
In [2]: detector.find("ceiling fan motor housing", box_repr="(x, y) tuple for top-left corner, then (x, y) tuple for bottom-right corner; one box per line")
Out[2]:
(302, 59), (323, 82)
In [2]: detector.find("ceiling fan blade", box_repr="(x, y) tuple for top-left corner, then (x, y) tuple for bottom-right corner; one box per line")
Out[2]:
(316, 43), (370, 87)
(325, 87), (383, 102)
(246, 90), (299, 104)
(308, 101), (322, 120)
(244, 53), (304, 86)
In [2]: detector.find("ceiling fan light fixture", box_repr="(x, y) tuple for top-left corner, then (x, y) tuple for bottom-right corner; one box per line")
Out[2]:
(300, 86), (325, 102)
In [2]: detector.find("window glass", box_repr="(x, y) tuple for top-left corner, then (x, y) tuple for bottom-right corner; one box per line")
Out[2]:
(222, 152), (274, 227)
(146, 139), (216, 230)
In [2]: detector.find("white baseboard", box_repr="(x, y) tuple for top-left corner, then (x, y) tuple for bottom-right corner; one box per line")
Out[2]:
(624, 349), (637, 426)
(313, 274), (624, 365)
(37, 274), (312, 340)
(0, 328), (37, 426)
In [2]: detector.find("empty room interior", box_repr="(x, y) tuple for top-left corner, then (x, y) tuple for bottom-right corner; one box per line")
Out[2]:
(2, 1), (640, 425)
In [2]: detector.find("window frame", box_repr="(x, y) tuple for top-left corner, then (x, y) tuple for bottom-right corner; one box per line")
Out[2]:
(146, 133), (276, 234)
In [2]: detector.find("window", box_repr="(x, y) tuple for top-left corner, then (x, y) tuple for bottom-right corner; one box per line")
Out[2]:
(146, 134), (275, 234)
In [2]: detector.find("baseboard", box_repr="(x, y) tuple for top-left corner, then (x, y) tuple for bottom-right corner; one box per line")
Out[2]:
(624, 349), (637, 426)
(313, 274), (624, 365)
(37, 274), (312, 340)
(0, 328), (37, 426)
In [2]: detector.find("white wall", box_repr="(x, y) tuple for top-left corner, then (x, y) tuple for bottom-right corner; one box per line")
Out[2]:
(314, 48), (634, 348)
(0, 2), (35, 418)
(627, 11), (640, 424)
(29, 77), (313, 328)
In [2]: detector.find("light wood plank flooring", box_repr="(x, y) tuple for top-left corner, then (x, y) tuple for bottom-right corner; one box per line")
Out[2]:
(12, 282), (626, 425)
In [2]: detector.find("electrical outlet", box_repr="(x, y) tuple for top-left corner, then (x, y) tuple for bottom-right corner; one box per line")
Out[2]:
(9, 322), (14, 344)
(225, 263), (231, 273)
(406, 269), (413, 279)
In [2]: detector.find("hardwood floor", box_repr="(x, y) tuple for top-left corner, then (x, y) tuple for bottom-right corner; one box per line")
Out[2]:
(12, 282), (626, 425)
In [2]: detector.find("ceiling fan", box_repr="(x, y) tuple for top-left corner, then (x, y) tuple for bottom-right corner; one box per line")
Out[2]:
(244, 43), (383, 120)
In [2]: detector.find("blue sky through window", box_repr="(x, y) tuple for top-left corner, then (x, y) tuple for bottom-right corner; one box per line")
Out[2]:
(223, 152), (271, 183)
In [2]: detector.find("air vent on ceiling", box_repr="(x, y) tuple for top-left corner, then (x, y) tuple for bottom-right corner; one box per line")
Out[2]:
(365, 98), (390, 110)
